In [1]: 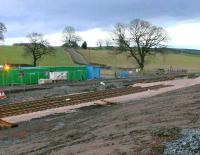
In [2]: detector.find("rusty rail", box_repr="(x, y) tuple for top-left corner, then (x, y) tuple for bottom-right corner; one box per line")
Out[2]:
(0, 84), (172, 119)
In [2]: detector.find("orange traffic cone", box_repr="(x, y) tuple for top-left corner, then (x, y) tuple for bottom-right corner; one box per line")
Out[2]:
(0, 90), (6, 99)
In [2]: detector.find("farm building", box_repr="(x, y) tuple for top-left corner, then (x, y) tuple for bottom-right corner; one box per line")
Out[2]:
(0, 66), (101, 86)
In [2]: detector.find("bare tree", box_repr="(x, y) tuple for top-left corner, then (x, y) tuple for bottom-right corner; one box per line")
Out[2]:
(0, 22), (7, 42)
(96, 39), (103, 49)
(24, 33), (55, 66)
(105, 39), (113, 49)
(62, 26), (81, 48)
(113, 19), (169, 70)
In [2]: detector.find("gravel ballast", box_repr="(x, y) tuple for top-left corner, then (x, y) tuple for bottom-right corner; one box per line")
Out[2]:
(164, 129), (200, 155)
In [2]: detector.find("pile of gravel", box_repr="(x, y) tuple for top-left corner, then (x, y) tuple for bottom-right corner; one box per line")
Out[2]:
(164, 129), (200, 155)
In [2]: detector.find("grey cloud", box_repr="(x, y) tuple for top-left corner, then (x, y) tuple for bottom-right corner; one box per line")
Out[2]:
(0, 0), (200, 37)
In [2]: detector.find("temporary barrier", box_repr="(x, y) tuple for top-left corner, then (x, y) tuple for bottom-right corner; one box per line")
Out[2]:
(120, 71), (129, 78)
(115, 71), (129, 78)
(0, 90), (6, 99)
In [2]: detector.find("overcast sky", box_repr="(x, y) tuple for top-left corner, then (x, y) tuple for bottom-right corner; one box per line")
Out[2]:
(1, 0), (200, 49)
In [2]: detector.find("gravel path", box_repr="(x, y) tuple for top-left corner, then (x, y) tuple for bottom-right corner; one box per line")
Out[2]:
(67, 48), (88, 65)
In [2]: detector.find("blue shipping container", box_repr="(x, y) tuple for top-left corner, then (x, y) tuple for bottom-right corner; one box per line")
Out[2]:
(87, 65), (101, 80)
(94, 66), (100, 79)
(87, 65), (94, 80)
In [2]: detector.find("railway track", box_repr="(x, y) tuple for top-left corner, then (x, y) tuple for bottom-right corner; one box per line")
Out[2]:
(0, 84), (172, 119)
(1, 73), (187, 94)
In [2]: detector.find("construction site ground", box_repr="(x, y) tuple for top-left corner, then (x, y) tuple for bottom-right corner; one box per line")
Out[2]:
(0, 73), (192, 105)
(0, 75), (166, 105)
(0, 82), (199, 154)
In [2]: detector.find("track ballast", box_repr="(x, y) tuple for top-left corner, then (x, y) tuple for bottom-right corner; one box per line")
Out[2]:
(0, 84), (171, 118)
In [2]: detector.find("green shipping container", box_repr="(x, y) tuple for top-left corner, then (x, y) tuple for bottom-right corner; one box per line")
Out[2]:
(0, 68), (49, 86)
(0, 66), (87, 86)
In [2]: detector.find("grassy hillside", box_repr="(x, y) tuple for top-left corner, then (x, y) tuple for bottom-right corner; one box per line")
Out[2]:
(167, 48), (200, 55)
(78, 49), (135, 68)
(145, 53), (200, 72)
(0, 46), (199, 72)
(78, 49), (200, 72)
(0, 46), (74, 66)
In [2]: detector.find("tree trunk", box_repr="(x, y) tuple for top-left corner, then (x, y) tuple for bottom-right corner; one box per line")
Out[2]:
(139, 63), (144, 71)
(33, 59), (37, 67)
(139, 53), (145, 71)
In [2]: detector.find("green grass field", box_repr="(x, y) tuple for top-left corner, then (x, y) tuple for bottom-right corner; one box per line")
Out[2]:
(145, 53), (200, 72)
(0, 46), (74, 66)
(0, 46), (199, 72)
(78, 49), (136, 68)
(78, 49), (200, 72)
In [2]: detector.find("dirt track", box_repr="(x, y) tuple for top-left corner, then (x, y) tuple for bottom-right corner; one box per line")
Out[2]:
(0, 84), (200, 155)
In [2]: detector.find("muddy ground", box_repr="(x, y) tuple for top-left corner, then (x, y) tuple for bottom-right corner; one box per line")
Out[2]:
(0, 84), (199, 155)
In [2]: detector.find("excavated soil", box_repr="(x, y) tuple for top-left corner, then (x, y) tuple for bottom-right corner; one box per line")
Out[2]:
(0, 84), (200, 155)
